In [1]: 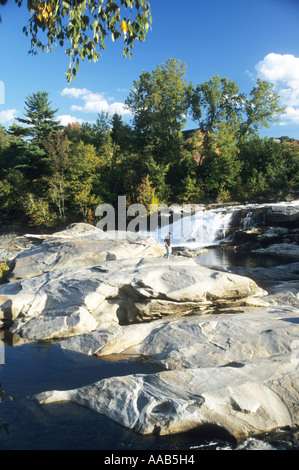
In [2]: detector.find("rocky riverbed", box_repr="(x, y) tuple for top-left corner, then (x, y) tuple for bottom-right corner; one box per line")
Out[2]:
(0, 202), (299, 446)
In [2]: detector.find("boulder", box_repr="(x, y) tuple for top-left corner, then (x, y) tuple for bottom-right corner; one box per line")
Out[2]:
(0, 255), (267, 340)
(8, 225), (164, 281)
(57, 305), (299, 370)
(265, 205), (299, 225)
(31, 301), (299, 442)
(252, 243), (299, 259)
(31, 353), (298, 442)
(10, 306), (98, 340)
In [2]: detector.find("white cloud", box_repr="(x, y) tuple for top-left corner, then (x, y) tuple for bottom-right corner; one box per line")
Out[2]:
(108, 101), (130, 115)
(61, 87), (130, 116)
(57, 114), (85, 126)
(256, 53), (299, 88)
(61, 88), (90, 98)
(0, 108), (18, 124)
(70, 105), (84, 111)
(279, 87), (299, 108)
(255, 53), (299, 126)
(279, 107), (299, 126)
(82, 91), (110, 113)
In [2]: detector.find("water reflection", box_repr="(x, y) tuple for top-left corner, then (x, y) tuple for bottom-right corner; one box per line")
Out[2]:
(0, 342), (167, 450)
(1, 246), (298, 450)
(0, 341), (240, 450)
(195, 246), (287, 271)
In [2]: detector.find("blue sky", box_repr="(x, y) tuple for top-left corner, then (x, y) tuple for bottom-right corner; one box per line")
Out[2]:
(0, 0), (299, 138)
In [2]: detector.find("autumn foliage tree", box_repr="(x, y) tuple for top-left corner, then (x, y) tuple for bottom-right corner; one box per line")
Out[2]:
(0, 59), (296, 228)
(0, 0), (152, 82)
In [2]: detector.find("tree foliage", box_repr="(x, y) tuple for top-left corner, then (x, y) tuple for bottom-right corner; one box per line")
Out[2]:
(0, 0), (152, 82)
(189, 74), (286, 200)
(126, 59), (191, 154)
(191, 75), (285, 146)
(0, 60), (296, 229)
(15, 91), (61, 141)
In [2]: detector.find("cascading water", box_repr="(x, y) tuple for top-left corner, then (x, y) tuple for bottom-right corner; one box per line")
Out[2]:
(141, 206), (236, 248)
(171, 207), (235, 247)
(140, 200), (299, 248)
(243, 211), (254, 230)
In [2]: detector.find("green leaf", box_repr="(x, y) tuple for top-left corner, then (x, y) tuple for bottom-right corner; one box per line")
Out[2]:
(18, 0), (151, 82)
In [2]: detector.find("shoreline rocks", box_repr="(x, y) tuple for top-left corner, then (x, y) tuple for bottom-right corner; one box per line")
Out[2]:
(1, 247), (267, 339)
(224, 202), (299, 257)
(31, 352), (298, 442)
(30, 300), (299, 442)
(1, 219), (299, 444)
(56, 302), (299, 368)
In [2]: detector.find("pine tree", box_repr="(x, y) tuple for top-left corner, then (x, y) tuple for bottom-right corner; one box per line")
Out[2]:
(16, 91), (61, 141)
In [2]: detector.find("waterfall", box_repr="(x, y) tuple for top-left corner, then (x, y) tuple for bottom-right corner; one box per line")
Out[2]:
(173, 207), (235, 247)
(139, 200), (299, 248)
(141, 206), (235, 248)
(243, 211), (254, 230)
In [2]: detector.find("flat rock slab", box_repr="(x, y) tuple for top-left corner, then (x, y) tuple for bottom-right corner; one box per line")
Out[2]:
(3, 222), (299, 442)
(30, 299), (298, 442)
(57, 307), (299, 370)
(253, 243), (299, 259)
(1, 251), (267, 340)
(9, 229), (164, 281)
(31, 353), (299, 442)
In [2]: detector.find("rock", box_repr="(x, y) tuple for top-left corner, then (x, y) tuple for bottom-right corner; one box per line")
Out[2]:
(10, 306), (98, 340)
(30, 302), (299, 442)
(0, 230), (36, 262)
(8, 225), (164, 281)
(232, 227), (263, 245)
(31, 353), (299, 442)
(265, 205), (299, 225)
(56, 322), (158, 357)
(122, 258), (265, 304)
(58, 307), (299, 370)
(252, 243), (299, 259)
(0, 254), (267, 339)
(221, 202), (299, 255)
(172, 246), (209, 257)
(229, 261), (299, 285)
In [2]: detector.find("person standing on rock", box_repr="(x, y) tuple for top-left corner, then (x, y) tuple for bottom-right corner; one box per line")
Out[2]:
(164, 232), (173, 259)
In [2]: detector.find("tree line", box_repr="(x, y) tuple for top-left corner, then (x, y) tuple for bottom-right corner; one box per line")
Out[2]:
(0, 58), (298, 228)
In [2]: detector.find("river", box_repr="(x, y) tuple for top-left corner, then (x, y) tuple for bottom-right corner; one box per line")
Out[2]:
(0, 201), (298, 450)
(1, 330), (298, 450)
